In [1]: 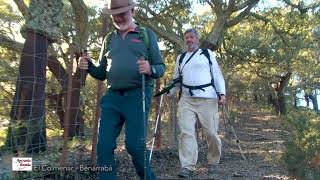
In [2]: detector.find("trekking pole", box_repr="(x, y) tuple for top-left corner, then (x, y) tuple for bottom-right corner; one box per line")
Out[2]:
(141, 57), (147, 180)
(222, 105), (247, 161)
(149, 94), (164, 163)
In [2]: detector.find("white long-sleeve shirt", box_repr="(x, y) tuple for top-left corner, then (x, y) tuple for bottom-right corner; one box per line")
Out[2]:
(169, 49), (226, 99)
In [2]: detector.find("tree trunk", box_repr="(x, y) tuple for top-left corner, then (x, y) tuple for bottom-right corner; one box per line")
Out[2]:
(47, 54), (87, 138)
(67, 61), (87, 137)
(7, 31), (48, 153)
(309, 94), (319, 113)
(294, 93), (298, 108)
(47, 92), (64, 127)
(204, 14), (229, 50)
(278, 92), (287, 115)
(271, 72), (292, 115)
(279, 73), (292, 115)
(47, 56), (66, 128)
(273, 98), (280, 115)
(305, 94), (310, 107)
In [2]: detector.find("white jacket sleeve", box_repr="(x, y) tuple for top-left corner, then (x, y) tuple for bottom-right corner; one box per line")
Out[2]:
(209, 51), (226, 95)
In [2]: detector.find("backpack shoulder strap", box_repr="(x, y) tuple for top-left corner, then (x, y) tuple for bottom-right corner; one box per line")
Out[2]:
(201, 48), (214, 80)
(138, 26), (151, 61)
(202, 48), (221, 98)
(201, 48), (212, 65)
(178, 52), (187, 67)
(139, 26), (150, 49)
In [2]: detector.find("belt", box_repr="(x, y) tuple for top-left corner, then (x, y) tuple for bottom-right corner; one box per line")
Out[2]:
(108, 86), (141, 96)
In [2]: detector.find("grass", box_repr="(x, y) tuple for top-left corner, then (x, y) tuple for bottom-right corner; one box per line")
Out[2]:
(46, 128), (63, 137)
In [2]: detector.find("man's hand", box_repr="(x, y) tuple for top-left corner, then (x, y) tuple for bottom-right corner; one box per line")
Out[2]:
(219, 95), (226, 105)
(137, 56), (151, 75)
(78, 55), (90, 70)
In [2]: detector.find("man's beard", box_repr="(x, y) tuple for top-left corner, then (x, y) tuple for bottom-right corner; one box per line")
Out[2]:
(186, 43), (198, 51)
(114, 21), (131, 31)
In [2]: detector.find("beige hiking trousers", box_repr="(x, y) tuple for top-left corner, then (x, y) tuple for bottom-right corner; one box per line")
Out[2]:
(177, 96), (221, 170)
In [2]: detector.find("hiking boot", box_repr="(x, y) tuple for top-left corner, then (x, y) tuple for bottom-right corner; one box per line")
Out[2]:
(208, 164), (218, 174)
(178, 168), (194, 178)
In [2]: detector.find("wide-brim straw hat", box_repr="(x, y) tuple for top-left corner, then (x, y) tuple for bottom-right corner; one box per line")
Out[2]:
(103, 0), (137, 15)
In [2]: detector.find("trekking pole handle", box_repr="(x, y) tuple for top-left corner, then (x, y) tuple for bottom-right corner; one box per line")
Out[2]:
(82, 48), (88, 56)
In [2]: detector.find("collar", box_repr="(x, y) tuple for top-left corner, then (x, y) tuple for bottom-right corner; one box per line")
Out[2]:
(116, 24), (140, 35)
(127, 26), (139, 33)
(186, 48), (199, 54)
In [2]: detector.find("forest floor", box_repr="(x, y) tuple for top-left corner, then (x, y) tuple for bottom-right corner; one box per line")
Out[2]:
(0, 102), (293, 180)
(117, 102), (293, 180)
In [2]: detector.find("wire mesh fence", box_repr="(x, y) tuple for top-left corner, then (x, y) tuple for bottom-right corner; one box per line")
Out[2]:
(0, 57), (179, 179)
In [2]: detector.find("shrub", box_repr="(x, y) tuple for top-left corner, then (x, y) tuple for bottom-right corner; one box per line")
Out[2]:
(283, 108), (320, 179)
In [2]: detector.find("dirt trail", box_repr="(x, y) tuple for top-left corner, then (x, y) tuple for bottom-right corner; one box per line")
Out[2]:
(117, 103), (292, 180)
(0, 102), (292, 179)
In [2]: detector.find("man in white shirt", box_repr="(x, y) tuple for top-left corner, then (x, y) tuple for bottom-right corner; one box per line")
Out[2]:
(169, 28), (226, 178)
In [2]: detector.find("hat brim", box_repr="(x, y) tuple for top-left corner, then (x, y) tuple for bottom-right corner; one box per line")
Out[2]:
(104, 3), (136, 15)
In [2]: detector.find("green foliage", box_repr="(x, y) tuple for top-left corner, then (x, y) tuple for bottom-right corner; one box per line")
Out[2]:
(0, 127), (7, 146)
(283, 109), (320, 179)
(46, 128), (63, 138)
(0, 0), (23, 23)
(219, 7), (320, 112)
(0, 48), (19, 145)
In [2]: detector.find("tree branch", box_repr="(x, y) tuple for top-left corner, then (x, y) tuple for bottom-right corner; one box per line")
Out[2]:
(207, 1), (215, 14)
(69, 0), (89, 48)
(236, 0), (260, 11)
(249, 12), (289, 46)
(13, 0), (29, 17)
(47, 56), (67, 88)
(279, 72), (292, 92)
(135, 14), (184, 51)
(226, 0), (259, 28)
(138, 3), (158, 17)
(228, 0), (236, 10)
(283, 0), (320, 13)
(247, 61), (278, 80)
(210, 0), (223, 14)
(0, 35), (69, 88)
(0, 34), (23, 51)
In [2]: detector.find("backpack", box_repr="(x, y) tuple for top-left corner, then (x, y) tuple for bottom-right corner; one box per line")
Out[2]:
(154, 49), (220, 98)
(177, 48), (218, 97)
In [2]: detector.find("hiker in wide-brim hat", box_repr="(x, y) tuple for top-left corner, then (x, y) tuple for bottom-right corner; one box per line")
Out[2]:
(78, 0), (166, 179)
(104, 0), (137, 15)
